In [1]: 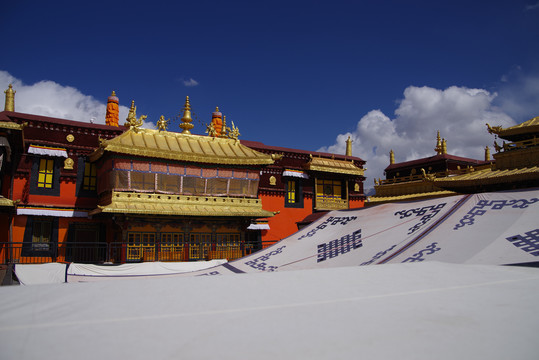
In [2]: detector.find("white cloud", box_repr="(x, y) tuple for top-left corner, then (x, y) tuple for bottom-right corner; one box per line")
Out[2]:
(525, 1), (539, 10)
(183, 78), (199, 87)
(318, 85), (517, 192)
(0, 70), (130, 125)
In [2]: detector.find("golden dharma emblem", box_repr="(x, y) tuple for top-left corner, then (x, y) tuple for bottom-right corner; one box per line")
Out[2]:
(269, 176), (276, 186)
(66, 134), (75, 142)
(64, 157), (74, 170)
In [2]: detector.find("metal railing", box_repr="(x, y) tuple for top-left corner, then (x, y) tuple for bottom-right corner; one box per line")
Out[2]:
(0, 241), (256, 265)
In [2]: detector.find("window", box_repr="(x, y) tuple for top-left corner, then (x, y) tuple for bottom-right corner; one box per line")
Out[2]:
(32, 218), (52, 250)
(285, 179), (303, 208)
(83, 163), (97, 191)
(30, 157), (60, 196)
(21, 217), (58, 257)
(316, 179), (343, 200)
(37, 159), (54, 188)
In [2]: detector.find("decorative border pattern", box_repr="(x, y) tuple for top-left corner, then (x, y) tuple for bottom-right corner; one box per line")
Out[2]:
(297, 216), (357, 240)
(454, 198), (539, 230)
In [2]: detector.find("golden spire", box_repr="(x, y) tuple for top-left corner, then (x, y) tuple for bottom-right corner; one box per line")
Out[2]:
(442, 138), (447, 154)
(4, 84), (15, 111)
(124, 100), (145, 131)
(485, 146), (490, 161)
(345, 136), (353, 156)
(179, 96), (194, 134)
(389, 149), (395, 164)
(434, 131), (442, 154)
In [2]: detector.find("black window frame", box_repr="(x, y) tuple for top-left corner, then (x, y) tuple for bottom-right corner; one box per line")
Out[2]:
(30, 156), (61, 196)
(76, 157), (98, 197)
(21, 216), (59, 257)
(284, 178), (304, 208)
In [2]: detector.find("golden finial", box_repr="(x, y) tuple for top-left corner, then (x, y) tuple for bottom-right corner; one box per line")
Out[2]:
(228, 121), (241, 143)
(220, 115), (228, 137)
(389, 149), (395, 165)
(215, 106), (219, 112)
(345, 136), (352, 156)
(485, 146), (491, 161)
(434, 131), (442, 154)
(179, 96), (194, 134)
(442, 138), (447, 154)
(4, 84), (15, 111)
(486, 123), (503, 135)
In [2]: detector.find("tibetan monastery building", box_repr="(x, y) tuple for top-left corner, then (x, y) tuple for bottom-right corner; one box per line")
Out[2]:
(369, 117), (539, 204)
(0, 87), (366, 266)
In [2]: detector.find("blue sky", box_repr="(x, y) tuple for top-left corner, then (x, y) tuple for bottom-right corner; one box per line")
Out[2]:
(1, 0), (538, 190)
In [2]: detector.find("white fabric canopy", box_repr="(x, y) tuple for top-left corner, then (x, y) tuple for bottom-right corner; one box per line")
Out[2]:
(2, 262), (539, 360)
(13, 263), (67, 285)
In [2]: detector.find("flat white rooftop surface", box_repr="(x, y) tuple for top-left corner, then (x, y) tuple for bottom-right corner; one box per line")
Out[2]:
(2, 262), (539, 360)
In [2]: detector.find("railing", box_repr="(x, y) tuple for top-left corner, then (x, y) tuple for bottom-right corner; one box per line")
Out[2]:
(501, 136), (538, 152)
(0, 241), (256, 265)
(315, 197), (348, 210)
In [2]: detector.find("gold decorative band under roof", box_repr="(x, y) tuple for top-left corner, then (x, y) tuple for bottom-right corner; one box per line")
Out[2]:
(91, 191), (275, 217)
(90, 127), (274, 165)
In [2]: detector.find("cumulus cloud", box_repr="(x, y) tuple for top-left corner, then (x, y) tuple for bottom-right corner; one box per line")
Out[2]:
(318, 85), (517, 193)
(0, 70), (130, 125)
(183, 78), (199, 87)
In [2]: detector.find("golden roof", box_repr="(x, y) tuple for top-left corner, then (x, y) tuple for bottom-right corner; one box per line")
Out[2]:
(305, 156), (364, 176)
(91, 191), (275, 217)
(367, 190), (457, 205)
(0, 196), (14, 207)
(487, 115), (539, 138)
(433, 166), (539, 188)
(90, 127), (274, 165)
(0, 121), (25, 131)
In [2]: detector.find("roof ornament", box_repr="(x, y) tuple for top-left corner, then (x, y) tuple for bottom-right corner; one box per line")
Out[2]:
(124, 100), (146, 132)
(442, 138), (447, 154)
(157, 116), (170, 131)
(227, 121), (241, 143)
(179, 96), (194, 134)
(4, 84), (15, 111)
(389, 149), (395, 164)
(485, 146), (490, 161)
(486, 123), (503, 135)
(434, 131), (443, 154)
(206, 122), (217, 137)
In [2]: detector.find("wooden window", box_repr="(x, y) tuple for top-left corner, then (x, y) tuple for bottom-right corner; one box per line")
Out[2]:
(32, 218), (52, 251)
(83, 163), (97, 191)
(316, 180), (343, 200)
(285, 179), (303, 208)
(37, 159), (54, 188)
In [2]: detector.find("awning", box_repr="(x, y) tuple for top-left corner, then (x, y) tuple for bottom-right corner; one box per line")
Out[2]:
(17, 207), (89, 218)
(283, 169), (309, 179)
(247, 223), (270, 230)
(28, 145), (68, 158)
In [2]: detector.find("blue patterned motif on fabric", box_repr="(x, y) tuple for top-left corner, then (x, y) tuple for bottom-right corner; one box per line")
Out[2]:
(402, 242), (441, 262)
(297, 216), (357, 240)
(394, 203), (446, 235)
(317, 229), (362, 263)
(454, 198), (539, 230)
(244, 246), (286, 271)
(506, 229), (539, 256)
